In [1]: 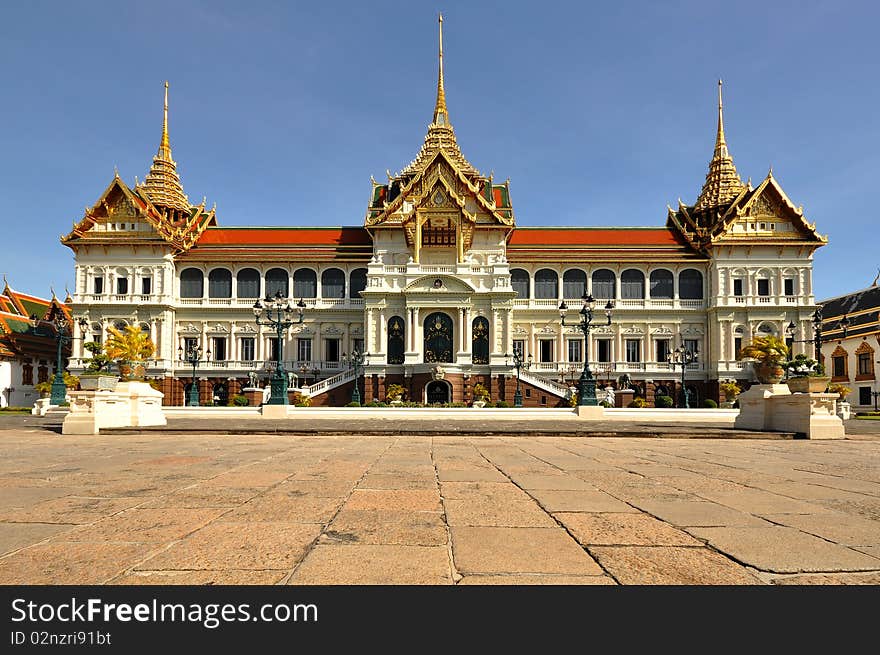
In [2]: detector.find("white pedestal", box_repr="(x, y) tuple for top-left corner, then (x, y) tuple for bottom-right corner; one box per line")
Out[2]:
(261, 404), (289, 418)
(734, 385), (790, 431)
(837, 401), (851, 421)
(576, 405), (605, 420)
(734, 385), (844, 439)
(62, 382), (165, 435)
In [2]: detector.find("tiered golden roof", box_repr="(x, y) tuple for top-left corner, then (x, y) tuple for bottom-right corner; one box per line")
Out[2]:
(398, 14), (478, 178)
(693, 80), (745, 212)
(140, 82), (190, 212)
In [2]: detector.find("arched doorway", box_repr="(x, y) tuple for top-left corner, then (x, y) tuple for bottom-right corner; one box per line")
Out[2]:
(426, 380), (451, 405)
(472, 316), (489, 364)
(424, 312), (453, 363)
(213, 382), (228, 406)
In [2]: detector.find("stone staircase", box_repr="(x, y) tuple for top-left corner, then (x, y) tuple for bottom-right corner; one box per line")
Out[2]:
(519, 369), (572, 399)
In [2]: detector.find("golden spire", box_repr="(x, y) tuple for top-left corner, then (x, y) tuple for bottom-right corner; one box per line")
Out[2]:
(141, 81), (190, 213)
(694, 80), (745, 212)
(433, 13), (448, 126)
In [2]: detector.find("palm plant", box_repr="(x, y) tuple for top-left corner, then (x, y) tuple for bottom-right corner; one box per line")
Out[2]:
(104, 325), (155, 380)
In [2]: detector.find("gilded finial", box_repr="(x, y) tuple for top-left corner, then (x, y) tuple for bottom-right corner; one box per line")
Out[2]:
(114, 165), (119, 178)
(161, 81), (170, 156)
(694, 80), (744, 213)
(433, 13), (448, 126)
(716, 79), (727, 151)
(142, 81), (189, 212)
(872, 268), (880, 286)
(767, 165), (773, 177)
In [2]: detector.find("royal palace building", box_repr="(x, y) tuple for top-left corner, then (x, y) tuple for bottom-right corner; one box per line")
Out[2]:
(62, 19), (828, 407)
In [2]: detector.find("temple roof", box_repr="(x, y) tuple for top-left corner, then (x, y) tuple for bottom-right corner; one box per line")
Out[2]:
(693, 81), (745, 212)
(820, 283), (880, 341)
(506, 227), (704, 263)
(183, 227), (373, 262)
(138, 82), (190, 212)
(0, 281), (71, 360)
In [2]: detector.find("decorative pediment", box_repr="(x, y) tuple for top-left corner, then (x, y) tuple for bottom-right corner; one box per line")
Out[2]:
(404, 275), (474, 294)
(512, 325), (529, 335)
(855, 340), (874, 356)
(621, 325), (644, 335)
(350, 326), (363, 336)
(592, 326), (615, 336)
(323, 325), (342, 335)
(237, 324), (257, 334)
(681, 325), (705, 336)
(537, 325), (557, 335)
(652, 326), (674, 335)
(207, 323), (229, 334)
(831, 344), (848, 358)
(178, 323), (199, 333)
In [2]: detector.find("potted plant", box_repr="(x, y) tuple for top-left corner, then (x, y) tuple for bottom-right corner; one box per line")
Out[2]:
(826, 382), (851, 401)
(719, 380), (742, 403)
(472, 382), (490, 408)
(104, 325), (155, 381)
(739, 336), (789, 384)
(78, 341), (118, 390)
(783, 353), (831, 393)
(386, 384), (406, 405)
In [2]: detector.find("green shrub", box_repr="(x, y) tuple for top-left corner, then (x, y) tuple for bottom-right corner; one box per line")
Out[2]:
(628, 397), (648, 408)
(345, 401), (361, 407)
(385, 384), (406, 402)
(495, 400), (510, 408)
(655, 395), (674, 408)
(231, 394), (249, 407)
(703, 399), (718, 408)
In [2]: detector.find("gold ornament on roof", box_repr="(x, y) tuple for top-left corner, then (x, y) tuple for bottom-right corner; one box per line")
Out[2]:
(140, 81), (190, 212)
(694, 80), (745, 212)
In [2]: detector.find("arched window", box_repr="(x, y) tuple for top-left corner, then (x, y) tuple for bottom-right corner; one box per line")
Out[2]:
(562, 269), (587, 299)
(180, 268), (203, 298)
(293, 268), (317, 298)
(349, 268), (368, 298)
(236, 268), (260, 298)
(387, 316), (405, 365)
(138, 323), (151, 339)
(424, 312), (454, 363)
(679, 269), (704, 299)
(321, 268), (345, 298)
(208, 268), (232, 298)
(649, 270), (674, 299)
(265, 268), (288, 298)
(534, 269), (558, 299)
(592, 269), (616, 299)
(621, 270), (645, 299)
(511, 269), (530, 299)
(472, 316), (490, 365)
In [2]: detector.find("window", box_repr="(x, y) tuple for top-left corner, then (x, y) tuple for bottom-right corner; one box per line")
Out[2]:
(684, 339), (699, 356)
(858, 353), (873, 376)
(567, 339), (582, 363)
(321, 268), (345, 299)
(269, 338), (281, 362)
(649, 270), (673, 299)
(182, 337), (198, 354)
(860, 387), (872, 406)
(679, 269), (704, 300)
(94, 276), (104, 294)
(592, 269), (616, 299)
(596, 339), (611, 363)
(211, 337), (226, 362)
(472, 317), (490, 365)
(625, 339), (641, 363)
(511, 269), (530, 299)
(733, 279), (743, 296)
(208, 269), (232, 298)
(323, 338), (340, 363)
(513, 339), (526, 358)
(387, 316), (405, 365)
(37, 365), (48, 384)
(833, 356), (846, 378)
(116, 277), (128, 295)
(538, 339), (554, 363)
(757, 279), (770, 297)
(265, 268), (289, 298)
(562, 269), (586, 299)
(352, 338), (364, 354)
(784, 278), (795, 296)
(240, 337), (255, 362)
(293, 269), (317, 298)
(297, 338), (312, 363)
(236, 268), (261, 298)
(424, 312), (454, 363)
(141, 277), (152, 295)
(734, 337), (743, 359)
(655, 339), (670, 363)
(22, 363), (33, 386)
(534, 269), (558, 299)
(91, 332), (102, 345)
(180, 268), (204, 298)
(621, 269), (645, 299)
(349, 268), (368, 299)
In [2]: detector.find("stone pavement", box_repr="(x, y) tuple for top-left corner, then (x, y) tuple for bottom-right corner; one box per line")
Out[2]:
(1, 417), (879, 585)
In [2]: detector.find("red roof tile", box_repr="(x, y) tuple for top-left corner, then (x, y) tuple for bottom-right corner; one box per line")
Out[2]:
(196, 227), (372, 247)
(508, 227), (686, 247)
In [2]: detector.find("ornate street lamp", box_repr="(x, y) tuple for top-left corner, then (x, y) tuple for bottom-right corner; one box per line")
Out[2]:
(29, 313), (87, 405)
(342, 349), (370, 405)
(253, 291), (306, 405)
(505, 349), (533, 408)
(786, 309), (848, 363)
(667, 344), (698, 409)
(177, 343), (208, 407)
(559, 293), (613, 406)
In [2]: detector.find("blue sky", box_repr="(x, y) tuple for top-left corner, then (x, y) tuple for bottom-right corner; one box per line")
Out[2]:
(1, 0), (877, 301)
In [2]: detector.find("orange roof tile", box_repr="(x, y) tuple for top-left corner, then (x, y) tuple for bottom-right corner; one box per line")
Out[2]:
(508, 227), (686, 247)
(196, 227), (372, 247)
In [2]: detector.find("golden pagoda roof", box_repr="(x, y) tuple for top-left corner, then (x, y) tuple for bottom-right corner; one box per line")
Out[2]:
(398, 15), (479, 178)
(693, 80), (745, 212)
(139, 82), (190, 212)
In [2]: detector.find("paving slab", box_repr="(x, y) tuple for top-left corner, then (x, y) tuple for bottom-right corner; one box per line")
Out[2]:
(556, 512), (702, 547)
(457, 574), (615, 585)
(0, 495), (146, 524)
(771, 572), (880, 585)
(222, 493), (342, 523)
(762, 512), (880, 547)
(288, 544), (452, 584)
(321, 509), (447, 546)
(526, 488), (638, 513)
(444, 499), (557, 528)
(0, 541), (157, 584)
(629, 499), (773, 527)
(109, 570), (288, 585)
(344, 489), (441, 512)
(0, 522), (76, 556)
(590, 546), (764, 585)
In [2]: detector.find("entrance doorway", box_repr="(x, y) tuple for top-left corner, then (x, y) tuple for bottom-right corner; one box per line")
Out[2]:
(425, 380), (451, 405)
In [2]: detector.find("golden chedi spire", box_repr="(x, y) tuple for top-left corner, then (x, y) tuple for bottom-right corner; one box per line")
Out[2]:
(399, 14), (478, 177)
(141, 81), (190, 213)
(694, 80), (745, 212)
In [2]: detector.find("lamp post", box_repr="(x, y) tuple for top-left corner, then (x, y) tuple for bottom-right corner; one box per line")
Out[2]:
(505, 349), (532, 408)
(667, 345), (698, 409)
(342, 349), (370, 405)
(785, 309), (849, 364)
(253, 291), (305, 405)
(29, 313), (87, 405)
(871, 390), (879, 412)
(559, 293), (613, 406)
(177, 344), (207, 407)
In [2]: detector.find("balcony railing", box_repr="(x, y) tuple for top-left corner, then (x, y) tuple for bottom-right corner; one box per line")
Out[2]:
(512, 298), (706, 310)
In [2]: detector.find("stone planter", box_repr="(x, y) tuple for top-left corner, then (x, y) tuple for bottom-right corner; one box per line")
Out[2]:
(786, 376), (831, 393)
(754, 363), (785, 384)
(117, 361), (146, 381)
(472, 400), (486, 408)
(78, 374), (118, 391)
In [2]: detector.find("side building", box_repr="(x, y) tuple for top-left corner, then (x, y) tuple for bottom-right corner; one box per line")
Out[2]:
(61, 22), (828, 407)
